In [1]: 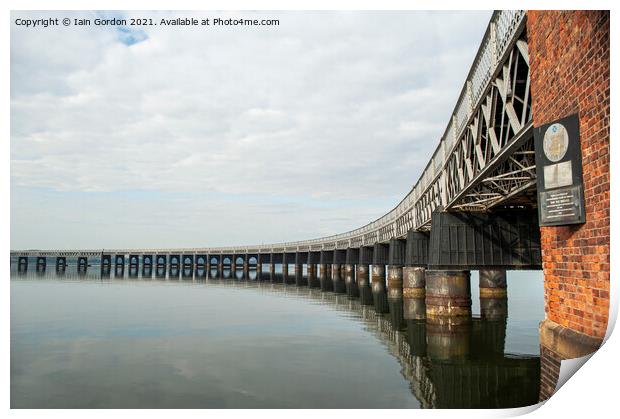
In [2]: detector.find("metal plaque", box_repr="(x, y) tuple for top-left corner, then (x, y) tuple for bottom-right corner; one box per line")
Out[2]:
(534, 113), (586, 226)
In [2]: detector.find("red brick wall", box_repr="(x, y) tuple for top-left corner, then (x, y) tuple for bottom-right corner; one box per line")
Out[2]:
(539, 345), (562, 401)
(527, 11), (610, 339)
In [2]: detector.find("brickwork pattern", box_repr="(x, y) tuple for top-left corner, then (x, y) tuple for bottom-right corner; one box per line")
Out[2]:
(539, 345), (562, 401)
(527, 11), (610, 339)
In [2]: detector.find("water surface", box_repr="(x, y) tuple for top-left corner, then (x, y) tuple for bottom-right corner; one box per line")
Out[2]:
(11, 266), (543, 408)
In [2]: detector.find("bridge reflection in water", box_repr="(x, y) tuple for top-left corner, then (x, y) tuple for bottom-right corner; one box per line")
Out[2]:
(12, 265), (540, 409)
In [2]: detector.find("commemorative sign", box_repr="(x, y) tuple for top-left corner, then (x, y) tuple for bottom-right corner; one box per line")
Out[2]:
(534, 113), (586, 226)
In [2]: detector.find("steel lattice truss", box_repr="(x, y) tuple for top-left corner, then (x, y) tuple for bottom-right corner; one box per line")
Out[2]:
(416, 33), (534, 226)
(11, 11), (537, 257)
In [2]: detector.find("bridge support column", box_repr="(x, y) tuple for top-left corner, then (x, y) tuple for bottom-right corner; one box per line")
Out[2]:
(479, 269), (507, 298)
(344, 264), (358, 298)
(243, 260), (249, 279)
(115, 255), (125, 278)
(357, 265), (372, 305)
(142, 256), (153, 277)
(129, 255), (140, 277)
(217, 261), (223, 278)
(36, 257), (46, 273)
(282, 263), (289, 284)
(77, 257), (88, 274)
(194, 256), (205, 279)
(387, 265), (404, 329)
(319, 264), (332, 292)
(57, 256), (67, 273)
(425, 270), (471, 319)
(155, 256), (166, 278)
(403, 267), (426, 320)
(182, 256), (194, 279)
(371, 265), (388, 313)
(17, 256), (28, 272)
(169, 256), (180, 278)
(307, 264), (318, 288)
(479, 269), (508, 320)
(294, 264), (304, 286)
(269, 262), (276, 282)
(256, 262), (262, 280)
(332, 264), (345, 293)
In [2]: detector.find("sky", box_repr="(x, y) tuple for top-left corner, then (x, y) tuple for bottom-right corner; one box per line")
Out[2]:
(10, 10), (492, 249)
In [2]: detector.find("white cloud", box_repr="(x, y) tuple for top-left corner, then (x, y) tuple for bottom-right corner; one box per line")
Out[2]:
(10, 10), (492, 248)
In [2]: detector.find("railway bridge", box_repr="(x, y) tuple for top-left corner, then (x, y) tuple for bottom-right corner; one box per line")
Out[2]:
(11, 10), (609, 402)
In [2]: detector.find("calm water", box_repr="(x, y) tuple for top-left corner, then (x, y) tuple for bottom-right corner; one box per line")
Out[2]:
(11, 264), (543, 408)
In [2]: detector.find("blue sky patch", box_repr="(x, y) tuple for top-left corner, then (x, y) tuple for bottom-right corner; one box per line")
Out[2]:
(116, 26), (148, 46)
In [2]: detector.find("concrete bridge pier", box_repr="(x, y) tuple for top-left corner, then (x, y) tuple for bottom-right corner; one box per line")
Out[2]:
(319, 251), (333, 291)
(318, 264), (331, 291)
(425, 270), (471, 319)
(371, 243), (389, 313)
(129, 255), (140, 277)
(182, 256), (194, 279)
(357, 265), (372, 305)
(293, 252), (307, 286)
(371, 265), (388, 314)
(114, 255), (124, 277)
(344, 264), (358, 298)
(115, 255), (124, 270)
(387, 265), (404, 329)
(387, 238), (406, 329)
(243, 259), (249, 279)
(479, 270), (507, 298)
(479, 270), (508, 320)
(142, 257), (153, 278)
(403, 267), (426, 320)
(307, 264), (319, 288)
(343, 247), (360, 299)
(283, 253), (296, 284)
(77, 257), (88, 274)
(56, 256), (67, 273)
(142, 255), (153, 277)
(256, 262), (262, 281)
(17, 256), (28, 272)
(332, 264), (345, 294)
(154, 256), (165, 278)
(36, 257), (46, 273)
(180, 256), (194, 279)
(169, 255), (180, 279)
(269, 262), (276, 282)
(194, 255), (206, 279)
(294, 264), (304, 286)
(282, 263), (289, 284)
(156, 255), (166, 267)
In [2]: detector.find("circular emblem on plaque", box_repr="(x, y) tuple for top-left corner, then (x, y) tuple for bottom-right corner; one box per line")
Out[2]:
(543, 123), (569, 162)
